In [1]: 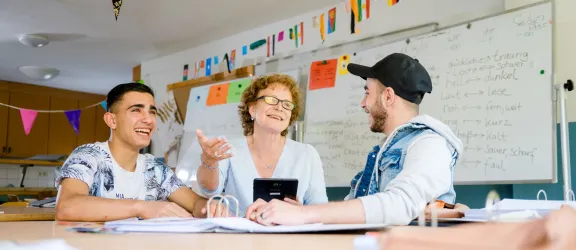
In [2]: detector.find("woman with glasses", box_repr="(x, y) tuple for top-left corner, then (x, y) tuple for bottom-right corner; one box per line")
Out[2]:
(193, 74), (328, 217)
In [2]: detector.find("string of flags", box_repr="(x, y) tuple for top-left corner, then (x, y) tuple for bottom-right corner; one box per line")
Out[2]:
(0, 101), (108, 136)
(180, 0), (400, 82)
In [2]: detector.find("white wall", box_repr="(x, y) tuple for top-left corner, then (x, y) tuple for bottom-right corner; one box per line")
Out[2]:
(142, 0), (505, 159)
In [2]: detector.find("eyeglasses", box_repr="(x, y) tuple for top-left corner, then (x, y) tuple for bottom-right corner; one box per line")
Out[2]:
(256, 96), (296, 111)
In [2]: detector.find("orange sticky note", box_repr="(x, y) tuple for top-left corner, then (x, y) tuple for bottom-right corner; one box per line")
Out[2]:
(206, 83), (229, 106)
(309, 59), (338, 90)
(338, 54), (350, 75)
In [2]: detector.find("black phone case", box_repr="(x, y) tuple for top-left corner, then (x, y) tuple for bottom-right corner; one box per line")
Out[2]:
(253, 178), (298, 202)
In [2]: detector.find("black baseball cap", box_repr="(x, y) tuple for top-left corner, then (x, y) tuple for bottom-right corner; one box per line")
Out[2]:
(347, 53), (432, 105)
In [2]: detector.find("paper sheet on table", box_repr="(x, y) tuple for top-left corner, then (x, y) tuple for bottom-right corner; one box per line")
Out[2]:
(104, 217), (388, 234)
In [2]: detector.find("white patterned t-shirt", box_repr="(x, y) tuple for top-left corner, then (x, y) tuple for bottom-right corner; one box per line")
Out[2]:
(55, 142), (185, 201)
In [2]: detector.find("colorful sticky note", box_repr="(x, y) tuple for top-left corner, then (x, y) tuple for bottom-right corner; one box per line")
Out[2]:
(214, 56), (219, 65)
(328, 8), (336, 34)
(278, 31), (284, 41)
(309, 59), (338, 90)
(227, 78), (251, 103)
(206, 83), (230, 106)
(242, 45), (248, 55)
(338, 54), (350, 75)
(200, 60), (205, 68)
(205, 58), (212, 76)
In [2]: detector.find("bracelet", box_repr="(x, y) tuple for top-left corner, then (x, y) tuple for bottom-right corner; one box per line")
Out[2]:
(200, 155), (218, 170)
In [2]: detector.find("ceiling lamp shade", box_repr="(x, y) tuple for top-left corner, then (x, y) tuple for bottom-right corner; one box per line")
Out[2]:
(19, 66), (60, 80)
(18, 34), (50, 47)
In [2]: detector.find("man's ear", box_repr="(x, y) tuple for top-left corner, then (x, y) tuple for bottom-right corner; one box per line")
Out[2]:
(381, 87), (395, 106)
(103, 112), (117, 129)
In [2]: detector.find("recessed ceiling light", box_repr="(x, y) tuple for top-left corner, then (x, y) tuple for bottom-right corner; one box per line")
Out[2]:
(18, 34), (50, 47)
(19, 66), (60, 80)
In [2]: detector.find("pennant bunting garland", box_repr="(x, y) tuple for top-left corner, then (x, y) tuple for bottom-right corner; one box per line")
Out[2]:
(312, 16), (318, 28)
(278, 31), (284, 41)
(20, 109), (38, 135)
(388, 0), (400, 6)
(300, 22), (304, 46)
(112, 0), (122, 21)
(242, 45), (248, 55)
(350, 0), (359, 34)
(223, 53), (231, 73)
(230, 50), (236, 70)
(328, 8), (336, 34)
(272, 34), (276, 56)
(194, 62), (199, 78)
(205, 57), (212, 76)
(289, 28), (294, 40)
(214, 56), (219, 65)
(65, 110), (81, 135)
(294, 25), (299, 47)
(0, 100), (107, 136)
(183, 64), (188, 81)
(267, 36), (271, 57)
(319, 13), (326, 42)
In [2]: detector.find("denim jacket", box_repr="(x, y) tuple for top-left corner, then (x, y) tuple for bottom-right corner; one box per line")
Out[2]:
(349, 118), (460, 204)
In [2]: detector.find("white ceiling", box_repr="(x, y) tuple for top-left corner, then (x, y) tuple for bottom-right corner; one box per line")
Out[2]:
(0, 0), (343, 94)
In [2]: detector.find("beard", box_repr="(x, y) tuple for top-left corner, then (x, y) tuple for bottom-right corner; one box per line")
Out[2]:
(368, 98), (388, 133)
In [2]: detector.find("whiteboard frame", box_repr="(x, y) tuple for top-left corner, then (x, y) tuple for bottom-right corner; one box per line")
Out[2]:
(255, 1), (558, 185)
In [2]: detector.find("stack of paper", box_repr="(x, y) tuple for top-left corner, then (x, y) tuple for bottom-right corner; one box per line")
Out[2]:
(461, 199), (576, 222)
(103, 217), (388, 234)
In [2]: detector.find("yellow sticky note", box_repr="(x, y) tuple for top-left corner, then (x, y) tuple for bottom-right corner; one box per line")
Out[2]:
(338, 54), (350, 75)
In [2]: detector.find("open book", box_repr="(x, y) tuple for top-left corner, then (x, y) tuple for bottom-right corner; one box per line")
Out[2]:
(103, 217), (388, 234)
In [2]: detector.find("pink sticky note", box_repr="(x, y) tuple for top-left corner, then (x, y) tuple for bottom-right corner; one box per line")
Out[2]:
(278, 31), (284, 42)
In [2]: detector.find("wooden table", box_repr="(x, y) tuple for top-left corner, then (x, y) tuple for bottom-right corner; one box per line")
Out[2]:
(0, 221), (364, 250)
(0, 207), (55, 222)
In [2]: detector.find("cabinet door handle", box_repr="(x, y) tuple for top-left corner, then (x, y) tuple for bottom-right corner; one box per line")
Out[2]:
(1, 146), (5, 154)
(7, 147), (11, 154)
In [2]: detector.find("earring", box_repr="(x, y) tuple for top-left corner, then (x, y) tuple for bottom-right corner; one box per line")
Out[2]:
(251, 116), (255, 121)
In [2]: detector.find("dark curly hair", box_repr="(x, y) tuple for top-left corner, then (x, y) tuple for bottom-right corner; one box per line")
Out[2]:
(238, 74), (301, 136)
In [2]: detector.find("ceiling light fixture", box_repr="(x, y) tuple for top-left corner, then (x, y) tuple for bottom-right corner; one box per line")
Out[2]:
(19, 66), (60, 80)
(18, 34), (50, 47)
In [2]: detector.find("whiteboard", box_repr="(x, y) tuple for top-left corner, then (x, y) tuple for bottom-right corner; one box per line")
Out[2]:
(175, 70), (301, 184)
(303, 2), (555, 186)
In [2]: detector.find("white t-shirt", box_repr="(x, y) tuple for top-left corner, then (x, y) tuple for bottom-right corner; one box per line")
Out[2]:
(56, 141), (185, 201)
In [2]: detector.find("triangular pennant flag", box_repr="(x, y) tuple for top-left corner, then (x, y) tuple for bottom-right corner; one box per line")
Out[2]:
(112, 0), (122, 21)
(65, 110), (81, 135)
(100, 101), (107, 111)
(20, 109), (38, 135)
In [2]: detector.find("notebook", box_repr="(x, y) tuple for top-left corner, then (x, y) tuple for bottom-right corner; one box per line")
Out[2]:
(103, 217), (388, 234)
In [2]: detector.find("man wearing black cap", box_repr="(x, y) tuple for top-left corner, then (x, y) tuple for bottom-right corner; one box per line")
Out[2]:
(245, 53), (463, 226)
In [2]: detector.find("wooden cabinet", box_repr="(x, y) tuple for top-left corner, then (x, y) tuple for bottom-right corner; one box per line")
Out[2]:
(95, 106), (110, 142)
(0, 80), (107, 158)
(47, 97), (79, 155)
(6, 92), (50, 157)
(0, 91), (8, 156)
(77, 99), (96, 146)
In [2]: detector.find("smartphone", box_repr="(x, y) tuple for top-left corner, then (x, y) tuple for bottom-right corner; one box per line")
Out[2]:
(253, 178), (298, 202)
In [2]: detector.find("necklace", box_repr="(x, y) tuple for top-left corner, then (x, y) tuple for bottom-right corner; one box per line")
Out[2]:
(250, 138), (282, 169)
